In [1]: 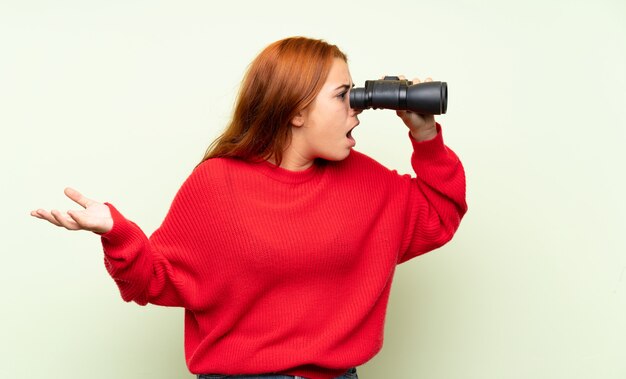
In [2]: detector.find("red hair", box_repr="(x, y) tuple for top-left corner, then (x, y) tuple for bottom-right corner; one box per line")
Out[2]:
(199, 37), (347, 166)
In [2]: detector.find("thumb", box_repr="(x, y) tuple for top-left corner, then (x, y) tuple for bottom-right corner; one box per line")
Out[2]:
(64, 187), (96, 209)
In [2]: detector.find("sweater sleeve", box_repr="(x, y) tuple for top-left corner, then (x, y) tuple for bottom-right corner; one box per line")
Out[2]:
(397, 124), (467, 264)
(99, 165), (209, 306)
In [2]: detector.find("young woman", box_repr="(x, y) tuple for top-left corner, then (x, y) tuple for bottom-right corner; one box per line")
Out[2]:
(31, 36), (467, 379)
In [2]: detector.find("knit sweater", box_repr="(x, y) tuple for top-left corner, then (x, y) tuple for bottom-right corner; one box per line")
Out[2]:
(100, 125), (467, 379)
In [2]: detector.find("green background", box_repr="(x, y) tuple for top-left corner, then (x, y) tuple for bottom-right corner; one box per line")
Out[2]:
(2, 0), (625, 378)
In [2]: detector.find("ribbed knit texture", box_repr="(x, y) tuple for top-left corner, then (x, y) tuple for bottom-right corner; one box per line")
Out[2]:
(100, 125), (467, 379)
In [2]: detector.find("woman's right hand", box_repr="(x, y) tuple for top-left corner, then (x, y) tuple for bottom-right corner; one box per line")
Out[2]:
(31, 187), (113, 234)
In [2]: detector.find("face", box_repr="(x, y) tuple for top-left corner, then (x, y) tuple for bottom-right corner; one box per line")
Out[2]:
(289, 58), (362, 163)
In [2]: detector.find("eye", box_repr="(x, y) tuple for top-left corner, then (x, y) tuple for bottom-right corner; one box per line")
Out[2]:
(338, 90), (348, 100)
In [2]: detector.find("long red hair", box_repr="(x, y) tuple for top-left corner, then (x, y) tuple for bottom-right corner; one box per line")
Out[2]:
(199, 37), (347, 166)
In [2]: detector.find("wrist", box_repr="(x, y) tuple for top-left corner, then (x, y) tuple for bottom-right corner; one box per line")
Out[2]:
(410, 126), (438, 142)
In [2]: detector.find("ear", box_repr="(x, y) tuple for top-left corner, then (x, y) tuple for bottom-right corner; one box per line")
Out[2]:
(291, 110), (306, 127)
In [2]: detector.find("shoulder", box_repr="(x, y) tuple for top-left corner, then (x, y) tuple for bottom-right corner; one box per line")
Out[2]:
(195, 157), (242, 172)
(178, 158), (243, 192)
(336, 149), (401, 179)
(193, 157), (250, 179)
(324, 150), (412, 205)
(325, 150), (412, 194)
(169, 158), (245, 208)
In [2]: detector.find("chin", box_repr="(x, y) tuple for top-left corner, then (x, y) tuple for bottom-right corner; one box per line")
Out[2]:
(325, 149), (352, 162)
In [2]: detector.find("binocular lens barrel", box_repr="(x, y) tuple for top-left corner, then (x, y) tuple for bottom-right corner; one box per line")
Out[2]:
(350, 78), (448, 115)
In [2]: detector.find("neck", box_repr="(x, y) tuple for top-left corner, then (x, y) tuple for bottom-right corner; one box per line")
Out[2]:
(268, 148), (314, 172)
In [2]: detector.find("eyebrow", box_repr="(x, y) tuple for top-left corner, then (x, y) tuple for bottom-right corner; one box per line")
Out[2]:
(334, 83), (355, 92)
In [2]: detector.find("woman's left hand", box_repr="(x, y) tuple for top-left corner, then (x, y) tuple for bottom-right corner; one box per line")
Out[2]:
(396, 76), (438, 142)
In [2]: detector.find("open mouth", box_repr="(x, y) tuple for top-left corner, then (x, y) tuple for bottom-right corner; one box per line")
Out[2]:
(346, 122), (359, 140)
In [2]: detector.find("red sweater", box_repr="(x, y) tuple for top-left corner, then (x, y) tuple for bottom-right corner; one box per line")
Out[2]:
(100, 126), (467, 379)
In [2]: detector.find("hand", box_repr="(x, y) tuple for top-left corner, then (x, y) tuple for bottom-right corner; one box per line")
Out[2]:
(396, 76), (437, 141)
(31, 187), (113, 234)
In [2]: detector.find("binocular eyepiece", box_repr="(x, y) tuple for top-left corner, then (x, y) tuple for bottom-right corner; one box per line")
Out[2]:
(350, 76), (448, 115)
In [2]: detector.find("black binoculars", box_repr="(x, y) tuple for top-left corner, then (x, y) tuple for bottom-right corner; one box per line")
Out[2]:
(350, 76), (448, 115)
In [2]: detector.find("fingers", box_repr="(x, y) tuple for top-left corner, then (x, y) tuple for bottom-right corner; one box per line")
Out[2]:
(382, 75), (434, 83)
(31, 209), (62, 226)
(396, 109), (409, 118)
(410, 77), (432, 84)
(31, 208), (81, 230)
(52, 209), (82, 230)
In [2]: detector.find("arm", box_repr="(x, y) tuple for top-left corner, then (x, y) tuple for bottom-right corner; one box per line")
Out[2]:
(393, 76), (467, 263)
(99, 203), (186, 306)
(398, 125), (467, 263)
(31, 167), (209, 307)
(99, 166), (212, 306)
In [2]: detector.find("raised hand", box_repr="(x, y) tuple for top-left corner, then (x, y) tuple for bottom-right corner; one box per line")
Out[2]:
(396, 76), (438, 142)
(31, 187), (113, 234)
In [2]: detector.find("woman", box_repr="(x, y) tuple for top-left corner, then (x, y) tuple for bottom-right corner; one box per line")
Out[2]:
(31, 37), (467, 379)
